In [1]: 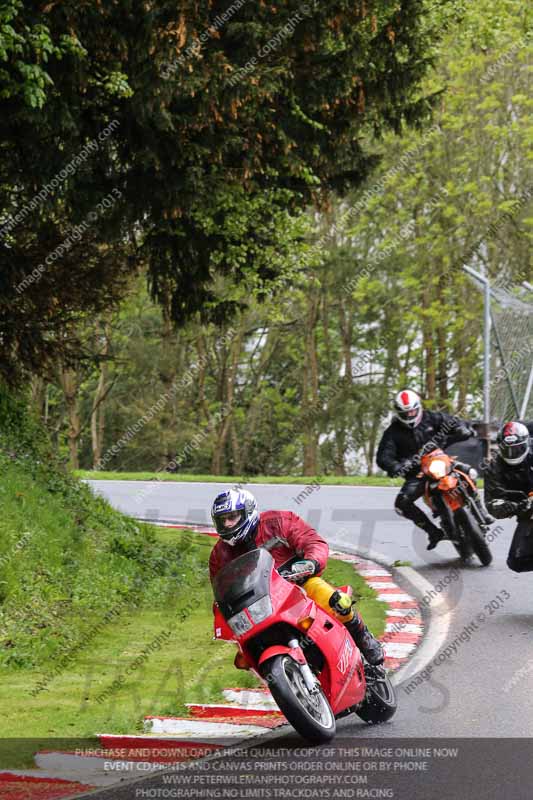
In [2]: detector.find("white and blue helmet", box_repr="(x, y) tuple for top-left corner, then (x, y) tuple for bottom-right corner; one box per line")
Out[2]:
(211, 489), (259, 546)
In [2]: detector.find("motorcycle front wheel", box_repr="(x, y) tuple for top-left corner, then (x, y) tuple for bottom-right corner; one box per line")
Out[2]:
(434, 498), (472, 561)
(455, 507), (492, 567)
(451, 535), (473, 562)
(260, 655), (336, 743)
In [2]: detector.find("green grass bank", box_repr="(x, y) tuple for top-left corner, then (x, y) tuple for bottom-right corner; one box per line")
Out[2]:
(76, 470), (402, 486)
(0, 392), (386, 767)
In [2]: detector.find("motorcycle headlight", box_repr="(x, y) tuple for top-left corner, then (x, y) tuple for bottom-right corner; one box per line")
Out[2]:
(428, 459), (448, 479)
(247, 596), (273, 624)
(227, 610), (253, 636)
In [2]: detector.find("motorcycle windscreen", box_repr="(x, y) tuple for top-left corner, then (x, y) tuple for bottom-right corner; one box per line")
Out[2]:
(213, 548), (273, 619)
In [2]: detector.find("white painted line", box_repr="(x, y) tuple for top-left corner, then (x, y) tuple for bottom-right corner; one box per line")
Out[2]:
(383, 642), (417, 658)
(386, 608), (419, 617)
(32, 752), (160, 787)
(390, 565), (451, 686)
(145, 718), (268, 737)
(328, 540), (398, 568)
(222, 689), (278, 710)
(385, 623), (423, 634)
(377, 593), (415, 602)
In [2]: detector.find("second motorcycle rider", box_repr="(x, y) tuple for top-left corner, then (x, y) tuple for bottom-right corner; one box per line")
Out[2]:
(376, 389), (493, 549)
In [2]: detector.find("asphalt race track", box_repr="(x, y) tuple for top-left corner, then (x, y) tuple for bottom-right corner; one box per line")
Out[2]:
(84, 480), (533, 799)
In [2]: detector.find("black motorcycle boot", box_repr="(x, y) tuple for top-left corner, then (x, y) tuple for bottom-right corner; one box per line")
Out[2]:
(419, 519), (445, 550)
(345, 612), (384, 666)
(404, 503), (445, 550)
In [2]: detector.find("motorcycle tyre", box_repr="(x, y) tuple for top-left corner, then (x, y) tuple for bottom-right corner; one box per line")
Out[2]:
(456, 508), (492, 567)
(355, 666), (397, 725)
(260, 655), (336, 743)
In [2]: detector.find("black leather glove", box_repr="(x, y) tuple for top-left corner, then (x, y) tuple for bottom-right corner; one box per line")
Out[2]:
(488, 499), (527, 518)
(396, 457), (419, 476)
(282, 559), (319, 583)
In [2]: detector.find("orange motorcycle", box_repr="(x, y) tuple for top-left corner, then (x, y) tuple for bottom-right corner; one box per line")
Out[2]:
(420, 449), (492, 566)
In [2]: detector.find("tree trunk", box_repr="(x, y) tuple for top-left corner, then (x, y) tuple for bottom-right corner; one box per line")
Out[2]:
(159, 311), (180, 468)
(338, 300), (353, 379)
(239, 328), (277, 474)
(423, 288), (436, 399)
(59, 367), (81, 469)
(91, 368), (106, 468)
(196, 331), (211, 423)
(333, 428), (347, 475)
(437, 323), (448, 404)
(230, 417), (242, 476)
(211, 327), (242, 474)
(302, 293), (320, 475)
(322, 290), (331, 363)
(30, 375), (46, 420)
(91, 322), (110, 469)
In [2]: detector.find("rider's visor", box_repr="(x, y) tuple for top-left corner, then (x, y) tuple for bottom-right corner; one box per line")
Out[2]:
(428, 458), (449, 479)
(216, 509), (245, 538)
(500, 441), (529, 463)
(219, 511), (242, 527)
(398, 408), (419, 421)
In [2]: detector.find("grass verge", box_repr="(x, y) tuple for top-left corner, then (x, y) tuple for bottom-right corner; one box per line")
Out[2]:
(0, 527), (385, 767)
(76, 470), (402, 487)
(0, 390), (388, 770)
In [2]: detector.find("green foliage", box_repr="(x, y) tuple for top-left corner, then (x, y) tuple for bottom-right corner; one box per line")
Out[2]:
(1, 0), (444, 381)
(0, 387), (204, 668)
(18, 0), (533, 475)
(0, 1), (86, 108)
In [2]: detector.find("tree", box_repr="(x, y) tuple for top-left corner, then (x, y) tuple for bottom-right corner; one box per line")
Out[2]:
(1, 0), (447, 382)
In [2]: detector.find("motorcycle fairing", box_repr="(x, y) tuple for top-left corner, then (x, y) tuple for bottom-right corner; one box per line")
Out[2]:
(212, 548), (366, 715)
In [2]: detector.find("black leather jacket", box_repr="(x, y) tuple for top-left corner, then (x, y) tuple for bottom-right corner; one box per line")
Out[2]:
(376, 410), (473, 478)
(484, 422), (533, 517)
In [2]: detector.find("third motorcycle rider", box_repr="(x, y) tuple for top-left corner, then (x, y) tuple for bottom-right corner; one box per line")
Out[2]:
(484, 421), (533, 573)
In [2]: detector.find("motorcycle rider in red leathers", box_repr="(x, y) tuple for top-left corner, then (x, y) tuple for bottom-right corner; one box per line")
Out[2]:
(209, 489), (384, 665)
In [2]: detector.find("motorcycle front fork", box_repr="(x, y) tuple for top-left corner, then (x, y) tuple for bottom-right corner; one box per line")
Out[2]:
(432, 489), (486, 534)
(287, 638), (320, 693)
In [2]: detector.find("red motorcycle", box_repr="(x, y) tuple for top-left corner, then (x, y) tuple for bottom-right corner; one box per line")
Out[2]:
(212, 548), (397, 743)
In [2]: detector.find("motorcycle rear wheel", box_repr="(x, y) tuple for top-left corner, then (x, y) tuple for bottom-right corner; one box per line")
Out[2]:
(355, 665), (397, 725)
(260, 655), (336, 743)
